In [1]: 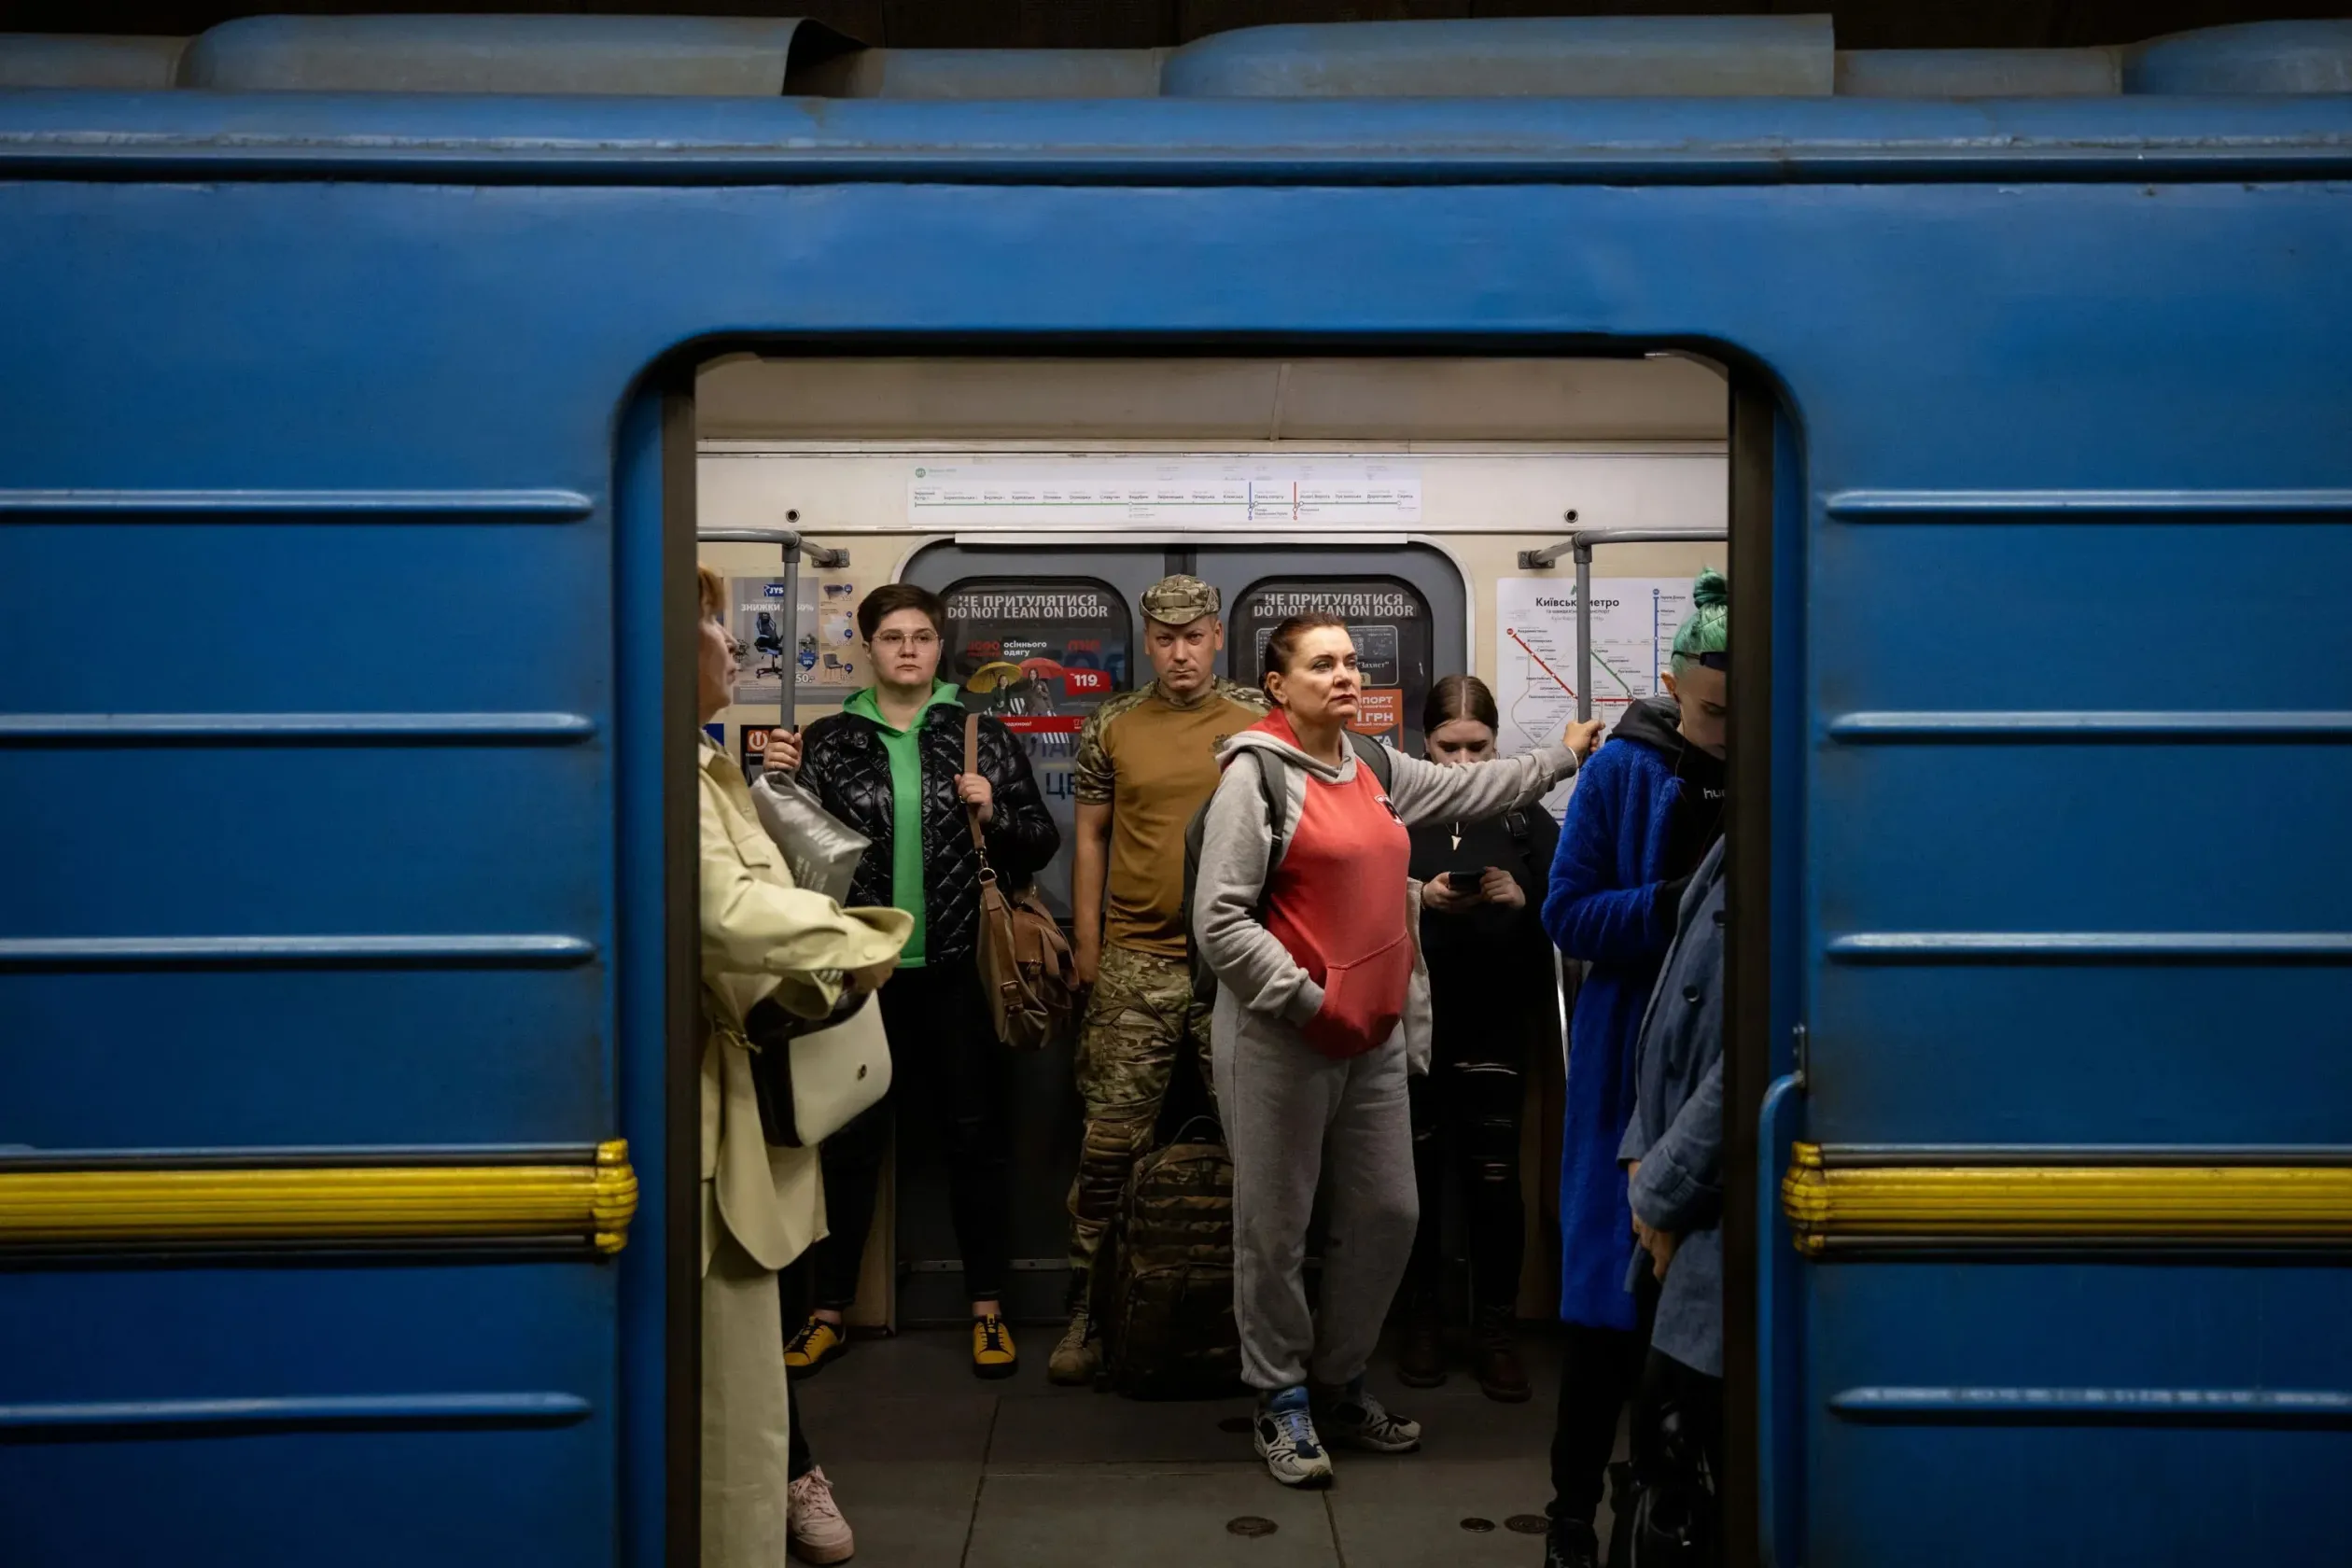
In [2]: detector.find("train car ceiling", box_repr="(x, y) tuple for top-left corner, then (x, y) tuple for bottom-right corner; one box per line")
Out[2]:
(696, 356), (1729, 444)
(6, 16), (2352, 98)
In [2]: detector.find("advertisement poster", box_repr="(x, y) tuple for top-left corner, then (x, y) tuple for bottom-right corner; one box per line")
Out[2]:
(1494, 575), (1701, 819)
(807, 579), (863, 691)
(727, 576), (863, 711)
(1230, 579), (1432, 753)
(942, 581), (1134, 917)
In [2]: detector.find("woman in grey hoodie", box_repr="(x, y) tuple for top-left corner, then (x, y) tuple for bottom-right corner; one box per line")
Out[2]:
(1193, 611), (1600, 1489)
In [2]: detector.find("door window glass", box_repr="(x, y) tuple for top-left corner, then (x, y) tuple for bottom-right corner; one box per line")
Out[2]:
(1230, 577), (1434, 753)
(941, 579), (1134, 916)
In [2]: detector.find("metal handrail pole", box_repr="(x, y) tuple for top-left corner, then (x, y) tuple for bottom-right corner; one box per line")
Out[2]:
(698, 526), (853, 733)
(1576, 542), (1594, 723)
(1541, 527), (1725, 727)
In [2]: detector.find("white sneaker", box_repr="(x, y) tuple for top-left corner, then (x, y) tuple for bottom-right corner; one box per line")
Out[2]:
(788, 1465), (855, 1564)
(1253, 1387), (1335, 1487)
(1316, 1378), (1421, 1453)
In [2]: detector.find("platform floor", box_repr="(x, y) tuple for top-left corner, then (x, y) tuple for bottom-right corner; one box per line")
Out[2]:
(794, 1325), (1607, 1566)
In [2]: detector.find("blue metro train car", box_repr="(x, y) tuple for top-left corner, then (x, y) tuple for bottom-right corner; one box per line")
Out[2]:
(1, 14), (2348, 1568)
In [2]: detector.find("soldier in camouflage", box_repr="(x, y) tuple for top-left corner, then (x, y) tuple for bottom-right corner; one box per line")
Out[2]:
(1051, 575), (1269, 1385)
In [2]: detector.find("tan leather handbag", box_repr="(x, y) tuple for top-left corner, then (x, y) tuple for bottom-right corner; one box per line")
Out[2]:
(964, 713), (1078, 1052)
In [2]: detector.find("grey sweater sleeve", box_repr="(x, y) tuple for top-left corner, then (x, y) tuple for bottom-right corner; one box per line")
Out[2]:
(1381, 743), (1579, 828)
(1629, 1056), (1726, 1234)
(1192, 752), (1325, 1026)
(1618, 1099), (1658, 1169)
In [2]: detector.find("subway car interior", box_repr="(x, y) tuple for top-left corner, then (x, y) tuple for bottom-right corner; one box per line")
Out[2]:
(6, 12), (2351, 1568)
(693, 353), (1729, 1565)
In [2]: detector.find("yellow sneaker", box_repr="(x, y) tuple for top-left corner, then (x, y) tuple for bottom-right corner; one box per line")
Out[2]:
(784, 1316), (847, 1376)
(971, 1313), (1018, 1380)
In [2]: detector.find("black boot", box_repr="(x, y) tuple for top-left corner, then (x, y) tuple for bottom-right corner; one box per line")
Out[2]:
(1544, 1517), (1600, 1568)
(1474, 1305), (1532, 1404)
(1397, 1308), (1447, 1389)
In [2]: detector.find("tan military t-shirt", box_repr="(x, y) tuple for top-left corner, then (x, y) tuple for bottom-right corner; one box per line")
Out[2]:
(1073, 677), (1268, 958)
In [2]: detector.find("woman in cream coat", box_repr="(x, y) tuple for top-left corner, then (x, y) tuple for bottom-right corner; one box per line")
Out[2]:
(696, 566), (909, 1566)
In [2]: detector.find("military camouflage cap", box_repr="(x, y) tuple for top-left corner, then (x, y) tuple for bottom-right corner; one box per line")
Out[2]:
(1141, 574), (1220, 625)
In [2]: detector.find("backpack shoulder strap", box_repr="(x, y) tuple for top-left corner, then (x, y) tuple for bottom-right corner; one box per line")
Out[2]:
(1253, 750), (1288, 853)
(1345, 729), (1394, 791)
(1250, 750), (1289, 918)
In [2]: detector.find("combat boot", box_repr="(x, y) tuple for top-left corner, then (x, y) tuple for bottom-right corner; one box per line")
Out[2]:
(1048, 1286), (1099, 1386)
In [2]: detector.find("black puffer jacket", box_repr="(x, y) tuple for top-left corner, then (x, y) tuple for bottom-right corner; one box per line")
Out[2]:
(798, 700), (1058, 966)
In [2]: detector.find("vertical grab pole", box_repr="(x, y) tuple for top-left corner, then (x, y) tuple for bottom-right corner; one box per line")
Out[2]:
(777, 537), (800, 737)
(700, 526), (824, 753)
(1575, 541), (1594, 723)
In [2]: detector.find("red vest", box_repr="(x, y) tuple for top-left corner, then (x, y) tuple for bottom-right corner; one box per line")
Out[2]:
(1252, 712), (1415, 1059)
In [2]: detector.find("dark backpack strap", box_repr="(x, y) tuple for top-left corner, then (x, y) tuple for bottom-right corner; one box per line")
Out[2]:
(1496, 807), (1548, 894)
(1344, 729), (1394, 792)
(1252, 751), (1288, 918)
(1169, 1113), (1225, 1148)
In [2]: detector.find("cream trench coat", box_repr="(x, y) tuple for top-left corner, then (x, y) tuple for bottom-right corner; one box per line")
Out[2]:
(696, 737), (909, 1568)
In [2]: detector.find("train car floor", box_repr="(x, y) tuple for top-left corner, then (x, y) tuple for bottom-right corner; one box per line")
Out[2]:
(792, 1324), (1597, 1566)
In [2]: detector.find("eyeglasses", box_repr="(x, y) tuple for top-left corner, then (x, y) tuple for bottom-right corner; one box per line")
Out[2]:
(873, 630), (940, 651)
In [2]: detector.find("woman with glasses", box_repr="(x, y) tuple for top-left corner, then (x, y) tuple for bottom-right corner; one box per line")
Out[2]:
(767, 582), (1059, 1380)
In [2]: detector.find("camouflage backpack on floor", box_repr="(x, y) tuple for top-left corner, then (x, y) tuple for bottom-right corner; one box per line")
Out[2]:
(1090, 1117), (1242, 1400)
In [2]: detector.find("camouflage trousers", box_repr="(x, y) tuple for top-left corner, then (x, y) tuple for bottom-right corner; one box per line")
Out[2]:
(1067, 943), (1215, 1274)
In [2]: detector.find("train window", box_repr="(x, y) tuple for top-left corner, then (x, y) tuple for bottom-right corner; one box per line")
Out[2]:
(1229, 575), (1435, 753)
(940, 576), (1134, 917)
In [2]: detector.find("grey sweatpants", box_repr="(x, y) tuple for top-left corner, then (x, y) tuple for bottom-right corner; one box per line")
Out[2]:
(1214, 1010), (1420, 1393)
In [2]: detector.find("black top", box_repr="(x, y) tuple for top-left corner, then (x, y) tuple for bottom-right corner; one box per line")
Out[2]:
(1407, 805), (1560, 971)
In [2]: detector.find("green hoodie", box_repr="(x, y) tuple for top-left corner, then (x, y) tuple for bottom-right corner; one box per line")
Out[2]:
(844, 679), (964, 967)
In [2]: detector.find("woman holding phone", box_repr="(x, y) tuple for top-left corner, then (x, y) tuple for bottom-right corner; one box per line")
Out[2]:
(1398, 675), (1561, 1403)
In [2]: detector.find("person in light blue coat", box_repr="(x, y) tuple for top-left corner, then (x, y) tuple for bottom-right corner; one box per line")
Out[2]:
(1575, 834), (1729, 1568)
(1538, 569), (1728, 1568)
(1619, 835), (1729, 1441)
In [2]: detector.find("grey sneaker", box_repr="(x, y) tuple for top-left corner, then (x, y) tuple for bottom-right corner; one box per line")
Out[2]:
(1315, 1377), (1421, 1453)
(1253, 1386), (1335, 1487)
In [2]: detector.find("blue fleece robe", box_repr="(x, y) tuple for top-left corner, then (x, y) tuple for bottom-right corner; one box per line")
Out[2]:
(1541, 728), (1688, 1330)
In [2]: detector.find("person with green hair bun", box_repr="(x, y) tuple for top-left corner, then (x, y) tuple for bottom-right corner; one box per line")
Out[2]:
(1535, 567), (1729, 1568)
(1667, 567), (1730, 748)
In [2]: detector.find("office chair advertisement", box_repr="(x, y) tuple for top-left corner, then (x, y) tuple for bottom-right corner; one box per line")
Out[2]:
(727, 576), (862, 709)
